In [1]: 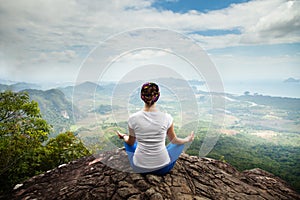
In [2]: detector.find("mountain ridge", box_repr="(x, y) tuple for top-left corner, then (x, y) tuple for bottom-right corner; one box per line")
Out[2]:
(9, 148), (300, 200)
(22, 88), (79, 136)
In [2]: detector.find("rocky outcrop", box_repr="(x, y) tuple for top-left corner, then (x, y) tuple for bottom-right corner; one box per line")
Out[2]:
(10, 149), (300, 200)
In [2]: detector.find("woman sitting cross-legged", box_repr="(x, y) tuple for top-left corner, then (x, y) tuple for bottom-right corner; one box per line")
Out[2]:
(117, 82), (194, 175)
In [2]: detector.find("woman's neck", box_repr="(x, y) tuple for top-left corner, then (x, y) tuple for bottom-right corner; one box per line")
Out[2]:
(143, 103), (157, 112)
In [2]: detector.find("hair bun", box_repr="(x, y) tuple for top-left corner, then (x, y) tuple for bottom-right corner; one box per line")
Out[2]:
(141, 82), (160, 105)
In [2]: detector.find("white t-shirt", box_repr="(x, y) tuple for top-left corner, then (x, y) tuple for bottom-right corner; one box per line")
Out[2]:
(128, 110), (173, 169)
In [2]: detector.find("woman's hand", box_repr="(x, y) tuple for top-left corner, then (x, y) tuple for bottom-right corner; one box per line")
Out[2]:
(167, 123), (195, 144)
(116, 131), (126, 139)
(116, 129), (136, 146)
(185, 131), (195, 142)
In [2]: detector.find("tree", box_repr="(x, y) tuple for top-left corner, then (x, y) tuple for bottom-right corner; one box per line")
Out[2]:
(41, 132), (90, 170)
(0, 91), (91, 195)
(0, 91), (51, 193)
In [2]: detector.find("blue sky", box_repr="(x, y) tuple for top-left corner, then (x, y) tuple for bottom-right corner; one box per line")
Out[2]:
(152, 0), (251, 13)
(209, 43), (300, 57)
(0, 0), (299, 87)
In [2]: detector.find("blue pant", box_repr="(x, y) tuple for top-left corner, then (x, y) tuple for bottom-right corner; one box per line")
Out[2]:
(124, 142), (184, 175)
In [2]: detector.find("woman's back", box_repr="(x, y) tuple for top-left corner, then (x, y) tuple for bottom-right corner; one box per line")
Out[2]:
(128, 110), (172, 169)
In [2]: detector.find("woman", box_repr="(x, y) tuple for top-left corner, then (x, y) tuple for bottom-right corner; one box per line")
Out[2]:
(117, 82), (194, 175)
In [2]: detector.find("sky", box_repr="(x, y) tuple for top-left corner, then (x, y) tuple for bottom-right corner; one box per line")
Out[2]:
(0, 0), (299, 86)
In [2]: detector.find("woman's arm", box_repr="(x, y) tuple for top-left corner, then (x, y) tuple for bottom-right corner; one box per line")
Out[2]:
(167, 123), (194, 144)
(116, 128), (136, 146)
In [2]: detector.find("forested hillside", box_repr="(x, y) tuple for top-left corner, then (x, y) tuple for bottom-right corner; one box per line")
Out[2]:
(0, 91), (90, 196)
(23, 89), (78, 136)
(0, 83), (82, 136)
(200, 133), (300, 192)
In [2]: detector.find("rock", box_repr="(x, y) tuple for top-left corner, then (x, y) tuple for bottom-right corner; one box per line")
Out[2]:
(8, 149), (300, 200)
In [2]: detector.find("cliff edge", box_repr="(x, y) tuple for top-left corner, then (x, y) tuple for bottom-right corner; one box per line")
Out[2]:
(10, 149), (300, 200)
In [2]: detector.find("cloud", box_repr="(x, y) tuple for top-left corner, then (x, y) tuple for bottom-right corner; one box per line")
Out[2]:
(32, 50), (77, 64)
(123, 49), (169, 61)
(1, 0), (298, 49)
(0, 0), (299, 82)
(240, 0), (300, 44)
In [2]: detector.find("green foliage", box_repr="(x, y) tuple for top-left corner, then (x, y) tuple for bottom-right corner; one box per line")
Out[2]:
(0, 91), (90, 195)
(41, 132), (90, 170)
(25, 89), (76, 136)
(186, 133), (300, 192)
(0, 91), (50, 139)
(0, 91), (50, 193)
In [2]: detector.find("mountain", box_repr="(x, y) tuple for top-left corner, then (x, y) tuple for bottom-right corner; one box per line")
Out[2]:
(284, 77), (300, 83)
(9, 82), (42, 91)
(0, 84), (8, 92)
(23, 89), (81, 136)
(0, 79), (18, 85)
(59, 81), (104, 100)
(0, 82), (41, 92)
(9, 149), (300, 200)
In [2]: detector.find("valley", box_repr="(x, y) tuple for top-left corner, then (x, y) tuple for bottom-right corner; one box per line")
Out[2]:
(1, 79), (299, 191)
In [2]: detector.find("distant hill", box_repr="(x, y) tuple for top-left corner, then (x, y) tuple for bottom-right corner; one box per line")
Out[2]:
(0, 84), (8, 92)
(284, 77), (300, 83)
(108, 77), (198, 96)
(22, 89), (81, 136)
(0, 82), (41, 92)
(60, 81), (104, 100)
(58, 78), (206, 105)
(0, 79), (18, 85)
(10, 82), (42, 91)
(235, 94), (300, 111)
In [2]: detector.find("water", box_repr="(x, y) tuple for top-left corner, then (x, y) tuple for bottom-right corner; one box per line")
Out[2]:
(196, 80), (300, 98)
(223, 80), (300, 98)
